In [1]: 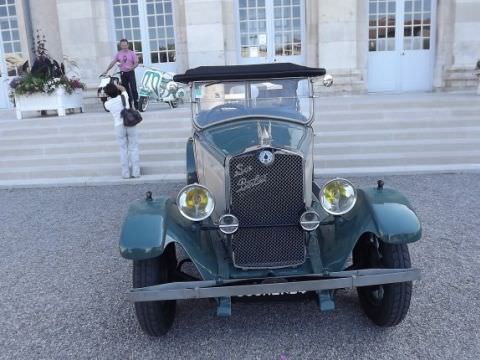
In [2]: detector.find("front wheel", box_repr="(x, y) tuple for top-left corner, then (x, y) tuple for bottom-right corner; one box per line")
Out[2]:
(138, 96), (149, 112)
(133, 244), (177, 336)
(168, 100), (178, 109)
(353, 235), (412, 327)
(101, 97), (109, 112)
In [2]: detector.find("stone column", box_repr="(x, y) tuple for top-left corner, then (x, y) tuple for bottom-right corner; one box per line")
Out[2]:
(56, 0), (113, 85)
(183, 0), (226, 68)
(444, 0), (480, 89)
(28, 0), (63, 61)
(316, 0), (365, 93)
(305, 0), (319, 68)
(433, 0), (455, 89)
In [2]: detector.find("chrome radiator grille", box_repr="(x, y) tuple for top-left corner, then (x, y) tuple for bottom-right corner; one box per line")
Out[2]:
(229, 150), (306, 268)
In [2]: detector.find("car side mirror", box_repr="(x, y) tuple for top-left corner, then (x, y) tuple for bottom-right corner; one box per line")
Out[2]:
(323, 74), (334, 87)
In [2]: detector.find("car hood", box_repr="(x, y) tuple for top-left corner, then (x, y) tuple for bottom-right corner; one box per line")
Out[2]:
(196, 119), (313, 158)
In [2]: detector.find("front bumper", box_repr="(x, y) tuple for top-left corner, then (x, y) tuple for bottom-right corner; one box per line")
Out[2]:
(128, 268), (421, 302)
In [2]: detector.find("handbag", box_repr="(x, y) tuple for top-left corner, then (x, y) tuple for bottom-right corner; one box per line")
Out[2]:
(120, 94), (143, 127)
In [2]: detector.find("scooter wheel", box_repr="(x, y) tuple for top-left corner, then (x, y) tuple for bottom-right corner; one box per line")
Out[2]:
(138, 96), (149, 112)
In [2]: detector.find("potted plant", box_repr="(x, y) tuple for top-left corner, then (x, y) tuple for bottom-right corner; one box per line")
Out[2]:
(10, 31), (86, 119)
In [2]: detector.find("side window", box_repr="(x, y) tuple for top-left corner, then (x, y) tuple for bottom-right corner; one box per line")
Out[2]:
(146, 0), (176, 64)
(111, 0), (177, 66)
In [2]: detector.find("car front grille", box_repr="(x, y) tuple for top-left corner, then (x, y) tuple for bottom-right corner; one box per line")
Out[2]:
(229, 150), (306, 268)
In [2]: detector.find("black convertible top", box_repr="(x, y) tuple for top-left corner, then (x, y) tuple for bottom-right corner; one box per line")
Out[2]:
(173, 63), (326, 83)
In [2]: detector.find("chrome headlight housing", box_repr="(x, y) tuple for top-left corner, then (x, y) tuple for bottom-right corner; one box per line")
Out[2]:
(320, 178), (357, 216)
(177, 184), (215, 221)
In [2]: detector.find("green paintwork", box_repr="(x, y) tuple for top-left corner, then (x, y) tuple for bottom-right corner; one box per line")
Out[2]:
(119, 185), (421, 279)
(120, 196), (219, 280)
(312, 186), (421, 272)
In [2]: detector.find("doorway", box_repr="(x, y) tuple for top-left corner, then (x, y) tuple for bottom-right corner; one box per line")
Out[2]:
(367, 0), (436, 92)
(236, 0), (305, 65)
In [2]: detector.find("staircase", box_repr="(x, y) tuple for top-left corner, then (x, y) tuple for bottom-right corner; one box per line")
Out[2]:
(0, 92), (479, 188)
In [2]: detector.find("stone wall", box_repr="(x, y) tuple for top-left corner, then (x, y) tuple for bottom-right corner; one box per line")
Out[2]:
(434, 0), (480, 90)
(55, 0), (113, 86)
(28, 0), (63, 61)
(183, 0), (226, 68)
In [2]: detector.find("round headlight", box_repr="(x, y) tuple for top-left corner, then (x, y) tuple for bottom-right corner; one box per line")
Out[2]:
(167, 82), (178, 91)
(320, 178), (357, 216)
(177, 184), (215, 221)
(300, 210), (320, 231)
(219, 214), (239, 234)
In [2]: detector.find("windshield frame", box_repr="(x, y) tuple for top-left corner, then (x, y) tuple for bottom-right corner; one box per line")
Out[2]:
(190, 77), (315, 129)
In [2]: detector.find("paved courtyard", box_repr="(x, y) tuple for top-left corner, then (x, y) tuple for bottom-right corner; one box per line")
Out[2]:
(0, 173), (479, 359)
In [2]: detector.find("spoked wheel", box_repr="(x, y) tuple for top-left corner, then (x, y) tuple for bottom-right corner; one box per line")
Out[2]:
(133, 244), (177, 336)
(138, 96), (149, 112)
(353, 234), (412, 327)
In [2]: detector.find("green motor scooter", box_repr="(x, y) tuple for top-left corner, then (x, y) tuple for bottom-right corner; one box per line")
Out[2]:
(138, 66), (186, 112)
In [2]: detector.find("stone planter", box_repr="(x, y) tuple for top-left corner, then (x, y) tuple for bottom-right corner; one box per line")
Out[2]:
(14, 87), (84, 119)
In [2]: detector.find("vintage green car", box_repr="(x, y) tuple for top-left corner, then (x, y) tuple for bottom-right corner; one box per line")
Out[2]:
(119, 63), (421, 336)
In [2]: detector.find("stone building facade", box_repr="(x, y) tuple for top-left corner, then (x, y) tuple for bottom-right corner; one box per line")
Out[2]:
(0, 0), (479, 107)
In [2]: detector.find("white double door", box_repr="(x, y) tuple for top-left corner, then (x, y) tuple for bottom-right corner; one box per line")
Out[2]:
(236, 0), (305, 65)
(368, 0), (436, 92)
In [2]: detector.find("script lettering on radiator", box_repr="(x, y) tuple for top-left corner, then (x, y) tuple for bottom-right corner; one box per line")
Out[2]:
(236, 174), (267, 193)
(233, 163), (253, 178)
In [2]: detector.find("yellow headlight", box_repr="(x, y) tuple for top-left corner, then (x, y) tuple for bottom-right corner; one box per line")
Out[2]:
(177, 184), (215, 221)
(320, 178), (357, 216)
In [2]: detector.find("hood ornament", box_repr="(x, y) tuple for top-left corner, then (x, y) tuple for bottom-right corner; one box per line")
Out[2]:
(257, 121), (272, 146)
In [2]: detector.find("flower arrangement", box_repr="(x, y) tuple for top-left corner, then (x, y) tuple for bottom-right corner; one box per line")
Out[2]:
(10, 31), (85, 97)
(11, 73), (85, 96)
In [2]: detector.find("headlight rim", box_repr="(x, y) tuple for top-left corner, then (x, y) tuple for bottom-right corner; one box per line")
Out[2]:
(320, 177), (357, 216)
(176, 183), (215, 221)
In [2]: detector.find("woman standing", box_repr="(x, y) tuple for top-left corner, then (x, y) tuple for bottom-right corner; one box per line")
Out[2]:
(103, 83), (141, 179)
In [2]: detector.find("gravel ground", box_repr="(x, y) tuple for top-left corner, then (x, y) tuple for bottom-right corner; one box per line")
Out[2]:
(0, 173), (479, 360)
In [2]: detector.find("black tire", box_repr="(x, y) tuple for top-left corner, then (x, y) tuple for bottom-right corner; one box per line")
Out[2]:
(133, 244), (177, 336)
(353, 235), (412, 327)
(138, 96), (149, 112)
(101, 97), (109, 112)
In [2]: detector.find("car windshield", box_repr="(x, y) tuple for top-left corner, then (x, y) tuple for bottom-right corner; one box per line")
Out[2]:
(192, 78), (313, 128)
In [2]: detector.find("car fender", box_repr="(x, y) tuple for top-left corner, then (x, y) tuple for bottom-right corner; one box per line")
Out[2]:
(360, 187), (422, 244)
(119, 196), (218, 279)
(313, 186), (421, 271)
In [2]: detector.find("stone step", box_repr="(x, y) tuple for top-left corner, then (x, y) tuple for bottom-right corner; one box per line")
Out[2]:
(314, 138), (480, 154)
(315, 126), (480, 142)
(2, 117), (476, 140)
(0, 160), (185, 180)
(0, 149), (185, 168)
(0, 138), (188, 157)
(0, 149), (477, 180)
(0, 127), (192, 147)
